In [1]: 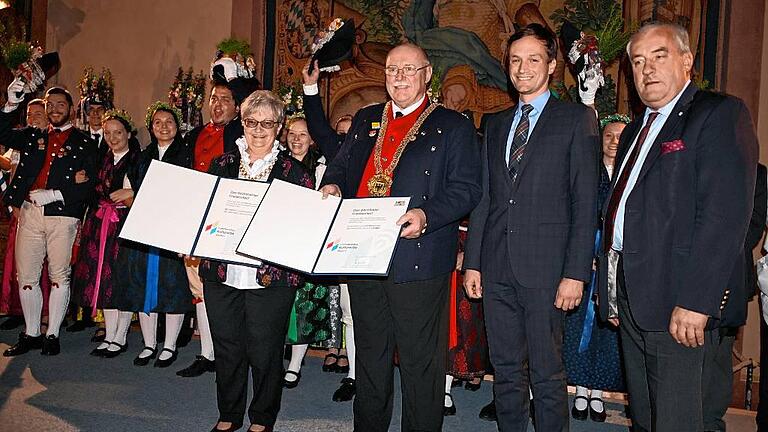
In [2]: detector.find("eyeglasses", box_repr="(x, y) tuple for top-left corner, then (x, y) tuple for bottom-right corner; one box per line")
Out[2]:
(384, 64), (430, 77)
(242, 118), (279, 129)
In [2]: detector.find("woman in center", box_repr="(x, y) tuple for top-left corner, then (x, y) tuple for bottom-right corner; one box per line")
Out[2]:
(202, 90), (314, 432)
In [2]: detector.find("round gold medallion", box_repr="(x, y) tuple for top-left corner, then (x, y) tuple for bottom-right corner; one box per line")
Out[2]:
(367, 173), (393, 197)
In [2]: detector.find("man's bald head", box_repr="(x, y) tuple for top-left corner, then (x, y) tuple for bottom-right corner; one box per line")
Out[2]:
(384, 43), (432, 109)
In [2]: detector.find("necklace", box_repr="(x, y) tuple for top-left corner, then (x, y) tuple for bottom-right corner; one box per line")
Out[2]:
(366, 101), (439, 197)
(239, 155), (278, 181)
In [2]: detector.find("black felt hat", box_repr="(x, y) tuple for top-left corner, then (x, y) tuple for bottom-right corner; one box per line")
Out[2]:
(211, 64), (261, 105)
(560, 20), (585, 71)
(38, 52), (60, 80)
(309, 18), (355, 74)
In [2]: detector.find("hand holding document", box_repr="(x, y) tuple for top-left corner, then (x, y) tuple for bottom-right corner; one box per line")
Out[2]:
(121, 163), (410, 275)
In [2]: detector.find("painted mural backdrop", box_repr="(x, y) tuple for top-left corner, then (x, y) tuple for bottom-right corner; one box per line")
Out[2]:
(273, 0), (703, 126)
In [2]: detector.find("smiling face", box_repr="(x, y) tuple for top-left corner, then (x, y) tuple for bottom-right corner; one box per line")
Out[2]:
(629, 27), (692, 109)
(286, 118), (313, 161)
(602, 122), (626, 162)
(242, 107), (281, 154)
(151, 110), (178, 146)
(209, 85), (238, 126)
(26, 104), (48, 129)
(103, 119), (130, 154)
(385, 45), (432, 109)
(507, 35), (556, 102)
(45, 93), (72, 127)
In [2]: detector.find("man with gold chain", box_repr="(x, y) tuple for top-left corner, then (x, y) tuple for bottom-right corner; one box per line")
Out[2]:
(320, 43), (481, 432)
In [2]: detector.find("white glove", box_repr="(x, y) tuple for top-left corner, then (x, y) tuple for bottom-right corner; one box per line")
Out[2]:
(578, 65), (604, 106)
(6, 78), (25, 105)
(29, 189), (64, 207)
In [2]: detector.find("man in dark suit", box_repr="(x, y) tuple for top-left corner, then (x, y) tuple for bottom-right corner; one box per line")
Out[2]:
(320, 43), (481, 432)
(463, 23), (599, 432)
(703, 163), (766, 431)
(596, 23), (759, 431)
(0, 81), (97, 357)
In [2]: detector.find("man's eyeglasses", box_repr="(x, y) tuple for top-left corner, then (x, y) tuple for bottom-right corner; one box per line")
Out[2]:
(243, 118), (279, 129)
(384, 64), (430, 77)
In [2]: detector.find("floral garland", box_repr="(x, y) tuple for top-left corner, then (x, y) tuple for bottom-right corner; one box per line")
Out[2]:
(599, 113), (631, 129)
(276, 82), (304, 118)
(78, 66), (115, 106)
(168, 67), (206, 132)
(102, 108), (135, 132)
(311, 18), (345, 72)
(145, 101), (183, 130)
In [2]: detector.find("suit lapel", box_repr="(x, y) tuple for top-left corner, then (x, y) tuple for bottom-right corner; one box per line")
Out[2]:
(635, 84), (698, 183)
(512, 97), (556, 190)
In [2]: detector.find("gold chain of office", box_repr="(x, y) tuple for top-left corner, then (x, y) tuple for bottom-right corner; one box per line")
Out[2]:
(366, 101), (440, 197)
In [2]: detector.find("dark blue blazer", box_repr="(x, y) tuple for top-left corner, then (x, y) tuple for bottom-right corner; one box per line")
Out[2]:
(304, 93), (345, 163)
(464, 97), (599, 290)
(0, 110), (97, 219)
(597, 84), (759, 331)
(321, 102), (482, 283)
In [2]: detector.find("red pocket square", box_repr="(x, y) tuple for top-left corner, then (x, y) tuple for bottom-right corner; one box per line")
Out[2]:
(661, 139), (685, 155)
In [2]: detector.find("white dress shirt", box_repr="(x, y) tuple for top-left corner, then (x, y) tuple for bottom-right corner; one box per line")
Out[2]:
(612, 81), (690, 251)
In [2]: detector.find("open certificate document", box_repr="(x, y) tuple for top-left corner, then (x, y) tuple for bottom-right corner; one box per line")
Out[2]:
(119, 160), (267, 266)
(237, 179), (410, 275)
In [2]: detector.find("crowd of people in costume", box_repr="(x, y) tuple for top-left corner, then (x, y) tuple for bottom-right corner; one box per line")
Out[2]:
(0, 20), (764, 432)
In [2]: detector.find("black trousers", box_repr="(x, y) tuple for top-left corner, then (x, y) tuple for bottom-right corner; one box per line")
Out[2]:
(204, 280), (297, 427)
(348, 272), (450, 432)
(617, 258), (708, 432)
(702, 329), (736, 432)
(483, 278), (568, 432)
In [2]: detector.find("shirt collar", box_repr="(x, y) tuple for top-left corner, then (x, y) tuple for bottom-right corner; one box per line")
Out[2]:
(516, 90), (550, 117)
(48, 123), (73, 133)
(113, 148), (129, 164)
(644, 80), (691, 120)
(236, 137), (280, 165)
(392, 94), (427, 118)
(89, 127), (103, 136)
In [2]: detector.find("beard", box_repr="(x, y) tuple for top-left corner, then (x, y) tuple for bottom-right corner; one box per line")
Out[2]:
(48, 110), (71, 127)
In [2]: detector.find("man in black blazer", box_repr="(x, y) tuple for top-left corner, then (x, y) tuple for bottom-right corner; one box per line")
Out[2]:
(596, 23), (758, 431)
(463, 24), (599, 432)
(703, 163), (766, 430)
(320, 43), (481, 431)
(0, 82), (97, 357)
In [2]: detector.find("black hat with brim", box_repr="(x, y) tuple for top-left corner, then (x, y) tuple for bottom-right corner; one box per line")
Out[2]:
(211, 65), (261, 105)
(310, 18), (355, 73)
(38, 52), (60, 80)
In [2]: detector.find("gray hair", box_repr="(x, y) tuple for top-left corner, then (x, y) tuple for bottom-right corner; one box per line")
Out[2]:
(627, 23), (692, 55)
(240, 90), (285, 124)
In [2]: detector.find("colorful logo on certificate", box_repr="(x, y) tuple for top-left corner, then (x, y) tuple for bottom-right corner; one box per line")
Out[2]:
(205, 222), (219, 235)
(325, 238), (342, 251)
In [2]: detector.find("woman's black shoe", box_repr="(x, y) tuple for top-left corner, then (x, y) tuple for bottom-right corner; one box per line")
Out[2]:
(588, 397), (607, 422)
(335, 354), (349, 374)
(90, 344), (109, 357)
(209, 421), (242, 432)
(133, 347), (157, 366)
(443, 393), (456, 416)
(322, 353), (338, 372)
(571, 395), (589, 420)
(154, 348), (178, 368)
(102, 342), (128, 358)
(90, 328), (107, 342)
(282, 370), (301, 388)
(332, 378), (356, 402)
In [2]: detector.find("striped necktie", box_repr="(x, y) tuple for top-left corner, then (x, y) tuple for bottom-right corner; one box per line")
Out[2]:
(507, 104), (534, 181)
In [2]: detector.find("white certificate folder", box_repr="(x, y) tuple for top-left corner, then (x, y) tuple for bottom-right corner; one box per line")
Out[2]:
(237, 179), (410, 276)
(119, 160), (268, 266)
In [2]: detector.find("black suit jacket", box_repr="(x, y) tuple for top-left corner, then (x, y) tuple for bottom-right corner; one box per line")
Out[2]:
(304, 93), (345, 163)
(321, 102), (482, 283)
(720, 163), (767, 328)
(464, 98), (599, 290)
(0, 110), (97, 219)
(597, 84), (759, 331)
